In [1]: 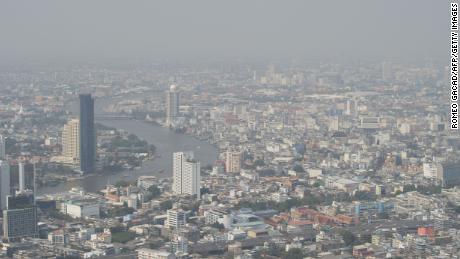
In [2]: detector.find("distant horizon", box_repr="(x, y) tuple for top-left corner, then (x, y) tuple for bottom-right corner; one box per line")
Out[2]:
(0, 0), (448, 67)
(0, 55), (448, 71)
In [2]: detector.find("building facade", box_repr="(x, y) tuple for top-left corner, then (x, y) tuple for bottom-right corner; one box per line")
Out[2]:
(62, 118), (80, 165)
(437, 163), (460, 187)
(11, 162), (35, 194)
(79, 94), (96, 174)
(225, 150), (242, 173)
(166, 208), (186, 229)
(62, 200), (100, 219)
(172, 152), (201, 199)
(0, 160), (10, 210)
(0, 135), (5, 159)
(166, 85), (179, 126)
(3, 194), (38, 241)
(170, 235), (188, 254)
(137, 248), (175, 259)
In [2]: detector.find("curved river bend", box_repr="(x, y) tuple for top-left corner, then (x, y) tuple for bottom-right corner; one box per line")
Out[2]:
(38, 106), (218, 194)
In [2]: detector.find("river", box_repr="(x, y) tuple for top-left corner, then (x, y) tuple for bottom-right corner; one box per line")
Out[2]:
(37, 95), (218, 195)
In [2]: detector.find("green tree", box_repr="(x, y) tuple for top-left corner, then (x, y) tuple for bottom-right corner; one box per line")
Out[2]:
(313, 180), (324, 188)
(282, 248), (304, 259)
(105, 207), (135, 218)
(340, 230), (356, 246)
(353, 191), (376, 201)
(377, 212), (389, 219)
(160, 200), (173, 211)
(48, 209), (74, 221)
(267, 246), (283, 257)
(292, 164), (305, 172)
(416, 185), (442, 195)
(148, 239), (165, 249)
(254, 159), (265, 166)
(112, 231), (136, 243)
(115, 180), (130, 187)
(210, 222), (225, 230)
(403, 184), (416, 192)
(455, 206), (460, 214)
(148, 185), (161, 198)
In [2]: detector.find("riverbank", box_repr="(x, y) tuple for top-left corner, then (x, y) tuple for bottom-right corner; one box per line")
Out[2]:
(37, 118), (218, 195)
(39, 123), (158, 188)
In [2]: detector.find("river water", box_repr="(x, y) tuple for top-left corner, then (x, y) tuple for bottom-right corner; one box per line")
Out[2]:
(37, 95), (218, 195)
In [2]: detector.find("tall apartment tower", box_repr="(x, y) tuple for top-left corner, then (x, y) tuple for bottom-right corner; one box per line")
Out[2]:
(79, 94), (96, 174)
(225, 149), (242, 173)
(166, 85), (180, 126)
(0, 160), (10, 210)
(62, 118), (80, 165)
(172, 152), (201, 199)
(0, 135), (5, 159)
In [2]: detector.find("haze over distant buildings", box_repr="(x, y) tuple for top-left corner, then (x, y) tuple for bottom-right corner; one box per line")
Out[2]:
(0, 0), (449, 65)
(0, 1), (457, 258)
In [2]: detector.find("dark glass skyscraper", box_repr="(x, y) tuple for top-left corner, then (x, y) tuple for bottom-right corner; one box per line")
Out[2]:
(3, 193), (38, 241)
(79, 94), (95, 174)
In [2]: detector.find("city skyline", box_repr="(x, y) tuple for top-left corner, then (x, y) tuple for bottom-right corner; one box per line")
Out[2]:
(0, 1), (457, 258)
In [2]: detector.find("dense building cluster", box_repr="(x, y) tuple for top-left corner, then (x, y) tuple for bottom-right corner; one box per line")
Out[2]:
(0, 61), (458, 258)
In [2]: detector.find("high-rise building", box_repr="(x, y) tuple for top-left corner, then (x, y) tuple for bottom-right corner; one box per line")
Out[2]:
(171, 235), (188, 254)
(166, 207), (186, 229)
(423, 162), (438, 179)
(382, 61), (392, 81)
(183, 159), (200, 198)
(18, 162), (24, 192)
(437, 163), (460, 187)
(0, 160), (10, 210)
(3, 193), (38, 241)
(0, 135), (5, 159)
(48, 229), (69, 246)
(225, 150), (242, 173)
(11, 162), (35, 194)
(166, 85), (179, 126)
(173, 152), (193, 195)
(172, 152), (200, 199)
(328, 116), (340, 132)
(62, 118), (80, 165)
(345, 99), (359, 116)
(79, 94), (96, 174)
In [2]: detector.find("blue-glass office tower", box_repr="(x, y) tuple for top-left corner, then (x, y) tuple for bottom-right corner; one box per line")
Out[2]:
(79, 94), (95, 174)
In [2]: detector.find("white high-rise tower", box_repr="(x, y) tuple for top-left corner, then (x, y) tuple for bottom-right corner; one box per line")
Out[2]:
(18, 162), (24, 192)
(172, 152), (200, 199)
(166, 85), (179, 126)
(0, 161), (10, 210)
(0, 135), (5, 159)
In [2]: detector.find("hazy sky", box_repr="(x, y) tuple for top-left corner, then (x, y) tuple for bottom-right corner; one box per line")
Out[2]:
(0, 0), (450, 64)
